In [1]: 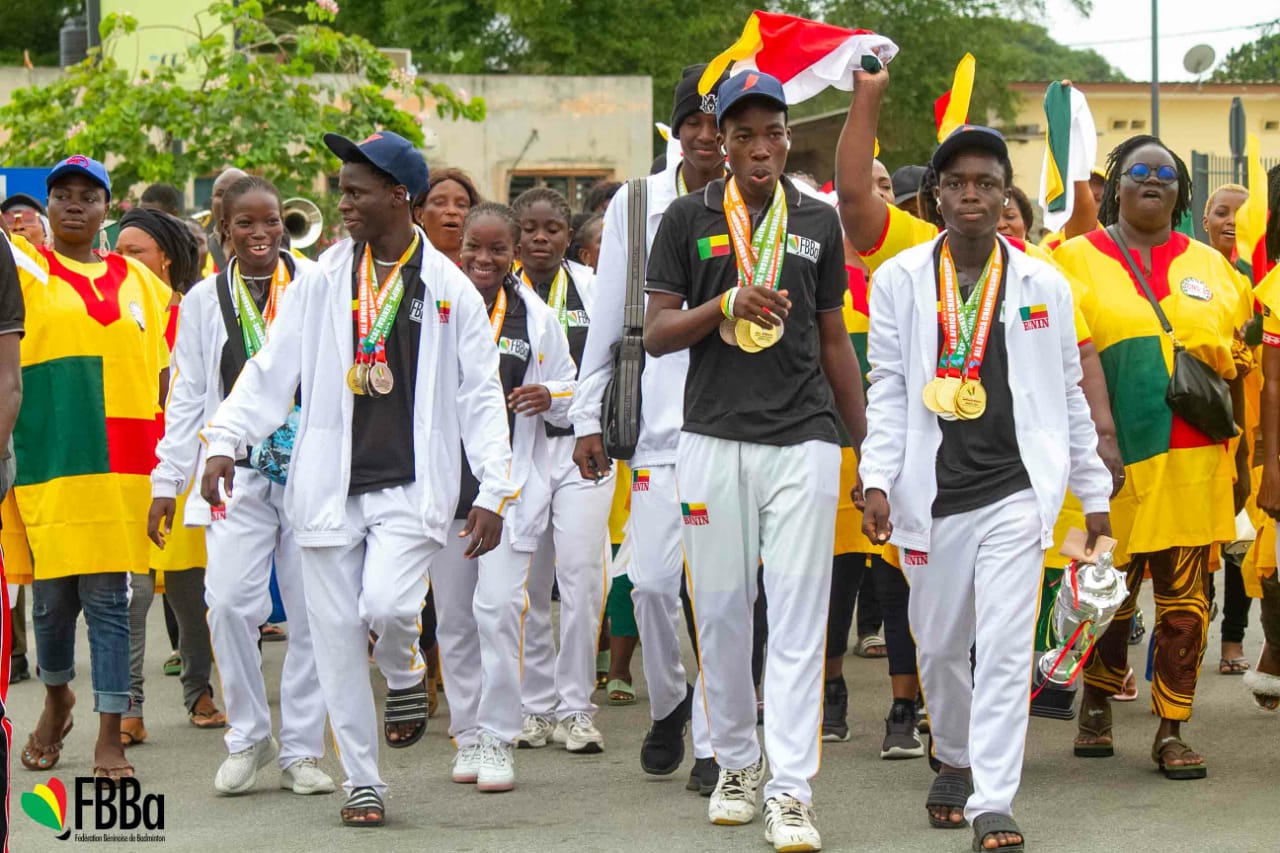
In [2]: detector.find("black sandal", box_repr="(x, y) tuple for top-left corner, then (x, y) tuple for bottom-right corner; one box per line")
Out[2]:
(926, 770), (972, 829)
(341, 786), (385, 827)
(383, 681), (428, 749)
(971, 812), (1025, 851)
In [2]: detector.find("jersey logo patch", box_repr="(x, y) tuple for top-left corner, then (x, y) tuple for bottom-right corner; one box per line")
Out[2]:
(436, 300), (451, 323)
(697, 234), (731, 260)
(785, 234), (821, 263)
(1180, 277), (1212, 301)
(903, 549), (928, 566)
(681, 502), (709, 526)
(1019, 304), (1049, 330)
(410, 298), (424, 323)
(498, 337), (531, 361)
(632, 470), (650, 492)
(567, 309), (590, 327)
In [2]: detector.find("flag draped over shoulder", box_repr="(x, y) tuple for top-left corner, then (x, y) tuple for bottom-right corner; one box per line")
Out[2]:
(1038, 82), (1098, 233)
(698, 11), (898, 104)
(1235, 132), (1267, 281)
(934, 53), (975, 142)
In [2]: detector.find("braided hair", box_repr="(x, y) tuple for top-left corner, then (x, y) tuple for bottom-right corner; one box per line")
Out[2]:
(1097, 135), (1192, 229)
(464, 201), (521, 244)
(512, 187), (572, 226)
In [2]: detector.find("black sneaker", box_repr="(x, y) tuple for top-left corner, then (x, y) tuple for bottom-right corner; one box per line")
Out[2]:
(641, 683), (691, 775)
(916, 693), (930, 734)
(881, 702), (924, 760)
(9, 654), (30, 684)
(821, 676), (850, 742)
(685, 756), (720, 795)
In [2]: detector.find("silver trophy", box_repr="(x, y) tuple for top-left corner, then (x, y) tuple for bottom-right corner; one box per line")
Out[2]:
(1030, 551), (1129, 719)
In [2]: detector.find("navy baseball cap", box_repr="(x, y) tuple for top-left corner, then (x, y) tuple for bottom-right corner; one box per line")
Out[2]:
(930, 125), (1008, 174)
(715, 71), (788, 127)
(323, 130), (429, 198)
(47, 155), (112, 201)
(0, 193), (47, 216)
(891, 165), (927, 205)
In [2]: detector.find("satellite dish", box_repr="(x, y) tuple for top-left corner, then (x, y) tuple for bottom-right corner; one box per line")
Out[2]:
(1183, 44), (1216, 76)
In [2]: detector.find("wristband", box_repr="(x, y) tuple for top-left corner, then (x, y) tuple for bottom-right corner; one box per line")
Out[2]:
(721, 287), (738, 320)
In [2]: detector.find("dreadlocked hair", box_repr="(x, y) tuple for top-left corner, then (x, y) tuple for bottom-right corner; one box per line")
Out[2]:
(464, 201), (521, 244)
(1266, 163), (1280, 264)
(512, 187), (572, 226)
(1097, 135), (1192, 229)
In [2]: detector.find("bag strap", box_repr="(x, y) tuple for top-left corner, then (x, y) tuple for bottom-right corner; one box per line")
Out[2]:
(623, 177), (648, 331)
(1105, 224), (1180, 348)
(215, 268), (249, 395)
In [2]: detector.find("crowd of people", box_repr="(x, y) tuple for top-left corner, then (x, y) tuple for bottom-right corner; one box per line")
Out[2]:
(0, 54), (1279, 853)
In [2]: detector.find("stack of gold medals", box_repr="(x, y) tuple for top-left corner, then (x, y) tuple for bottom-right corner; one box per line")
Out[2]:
(921, 240), (1002, 421)
(347, 237), (419, 397)
(719, 176), (787, 354)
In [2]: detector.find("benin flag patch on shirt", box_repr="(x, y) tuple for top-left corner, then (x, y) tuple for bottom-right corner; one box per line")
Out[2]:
(1020, 304), (1049, 330)
(632, 470), (650, 492)
(697, 234), (731, 260)
(681, 502), (709, 525)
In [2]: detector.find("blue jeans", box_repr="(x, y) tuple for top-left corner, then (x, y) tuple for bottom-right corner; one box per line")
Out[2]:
(32, 573), (131, 714)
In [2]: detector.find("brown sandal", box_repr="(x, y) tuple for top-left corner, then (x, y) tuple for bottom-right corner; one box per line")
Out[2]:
(93, 763), (136, 781)
(1152, 736), (1207, 780)
(1073, 699), (1113, 758)
(120, 717), (148, 747)
(21, 716), (74, 771)
(189, 689), (227, 729)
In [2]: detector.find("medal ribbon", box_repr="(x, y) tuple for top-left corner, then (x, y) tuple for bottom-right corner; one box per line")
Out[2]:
(937, 241), (1002, 380)
(357, 236), (420, 365)
(232, 257), (290, 358)
(723, 177), (788, 292)
(488, 284), (509, 344)
(522, 266), (569, 335)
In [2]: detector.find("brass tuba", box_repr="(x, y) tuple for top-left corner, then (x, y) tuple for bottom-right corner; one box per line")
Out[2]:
(282, 197), (323, 249)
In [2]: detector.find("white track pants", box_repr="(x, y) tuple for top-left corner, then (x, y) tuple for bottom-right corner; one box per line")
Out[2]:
(628, 463), (712, 759)
(676, 434), (839, 803)
(522, 436), (614, 720)
(432, 519), (531, 747)
(903, 488), (1043, 821)
(300, 484), (437, 794)
(204, 470), (326, 766)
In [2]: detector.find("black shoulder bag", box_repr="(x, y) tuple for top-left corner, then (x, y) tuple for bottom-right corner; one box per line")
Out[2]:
(601, 178), (649, 460)
(1106, 225), (1237, 442)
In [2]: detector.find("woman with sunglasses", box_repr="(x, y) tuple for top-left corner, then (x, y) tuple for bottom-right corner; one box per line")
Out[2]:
(1054, 135), (1251, 781)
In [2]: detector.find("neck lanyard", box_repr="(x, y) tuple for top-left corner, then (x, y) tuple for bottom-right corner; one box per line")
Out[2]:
(676, 162), (726, 198)
(723, 177), (787, 292)
(522, 266), (570, 335)
(488, 284), (509, 344)
(355, 236), (420, 367)
(937, 240), (1001, 380)
(232, 257), (290, 357)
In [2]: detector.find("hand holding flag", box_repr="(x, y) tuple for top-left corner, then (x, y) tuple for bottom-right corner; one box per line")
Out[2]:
(1038, 80), (1098, 234)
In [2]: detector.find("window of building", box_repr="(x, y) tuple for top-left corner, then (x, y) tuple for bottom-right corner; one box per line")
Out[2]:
(506, 170), (613, 210)
(1264, 119), (1279, 132)
(1111, 119), (1127, 131)
(1130, 119), (1147, 130)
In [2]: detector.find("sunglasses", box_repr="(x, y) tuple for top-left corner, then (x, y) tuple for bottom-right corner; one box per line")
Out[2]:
(1121, 163), (1178, 185)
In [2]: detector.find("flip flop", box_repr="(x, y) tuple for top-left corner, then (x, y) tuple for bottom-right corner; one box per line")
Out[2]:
(1112, 668), (1138, 702)
(1219, 657), (1251, 675)
(1152, 736), (1207, 780)
(1073, 700), (1113, 758)
(607, 678), (636, 706)
(93, 763), (136, 781)
(21, 716), (74, 771)
(120, 718), (148, 747)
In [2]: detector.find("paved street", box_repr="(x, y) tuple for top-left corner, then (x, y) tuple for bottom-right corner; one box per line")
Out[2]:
(7, 584), (1277, 852)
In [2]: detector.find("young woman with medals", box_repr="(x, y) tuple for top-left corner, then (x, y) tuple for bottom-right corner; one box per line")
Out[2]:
(859, 121), (1113, 852)
(201, 132), (517, 827)
(644, 71), (867, 852)
(570, 63), (728, 793)
(434, 202), (576, 791)
(507, 187), (613, 755)
(149, 175), (333, 798)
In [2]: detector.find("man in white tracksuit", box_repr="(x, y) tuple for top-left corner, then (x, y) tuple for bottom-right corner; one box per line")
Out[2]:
(201, 131), (516, 827)
(858, 123), (1112, 852)
(571, 64), (729, 792)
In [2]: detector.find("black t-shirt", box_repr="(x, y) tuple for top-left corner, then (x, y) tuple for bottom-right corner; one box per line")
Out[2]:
(349, 242), (427, 496)
(645, 176), (846, 446)
(931, 241), (1031, 517)
(0, 235), (26, 339)
(456, 278), (530, 519)
(531, 265), (588, 437)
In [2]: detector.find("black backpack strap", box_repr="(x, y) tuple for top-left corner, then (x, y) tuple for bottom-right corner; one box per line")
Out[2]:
(215, 268), (249, 398)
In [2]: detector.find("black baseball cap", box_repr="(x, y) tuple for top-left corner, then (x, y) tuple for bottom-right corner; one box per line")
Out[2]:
(0, 193), (46, 216)
(930, 125), (1008, 174)
(671, 63), (729, 132)
(323, 130), (429, 198)
(891, 165), (926, 205)
(715, 71), (788, 127)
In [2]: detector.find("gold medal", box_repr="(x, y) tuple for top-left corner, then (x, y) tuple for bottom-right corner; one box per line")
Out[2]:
(954, 379), (987, 420)
(369, 362), (395, 396)
(934, 376), (962, 419)
(748, 318), (783, 349)
(720, 317), (740, 348)
(922, 378), (943, 413)
(735, 319), (764, 353)
(347, 363), (367, 395)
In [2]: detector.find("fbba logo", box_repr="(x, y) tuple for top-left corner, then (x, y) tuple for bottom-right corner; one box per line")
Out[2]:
(22, 777), (70, 840)
(22, 775), (166, 843)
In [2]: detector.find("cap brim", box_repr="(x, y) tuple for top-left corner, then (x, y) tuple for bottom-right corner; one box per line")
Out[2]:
(324, 132), (374, 169)
(0, 193), (46, 215)
(893, 191), (918, 205)
(930, 132), (1008, 173)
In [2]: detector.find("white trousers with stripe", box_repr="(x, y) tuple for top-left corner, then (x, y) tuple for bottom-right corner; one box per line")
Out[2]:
(628, 463), (712, 759)
(203, 470), (326, 767)
(432, 518), (531, 747)
(299, 483), (437, 795)
(903, 488), (1043, 820)
(521, 435), (614, 720)
(676, 433), (839, 803)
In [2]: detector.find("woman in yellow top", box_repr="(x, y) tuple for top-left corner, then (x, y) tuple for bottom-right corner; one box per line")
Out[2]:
(1249, 257), (1280, 711)
(1057, 136), (1249, 780)
(12, 157), (172, 780)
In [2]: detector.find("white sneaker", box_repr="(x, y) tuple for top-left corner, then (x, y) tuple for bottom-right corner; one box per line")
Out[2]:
(280, 757), (336, 795)
(516, 714), (555, 749)
(214, 736), (278, 795)
(452, 743), (483, 784)
(476, 732), (515, 792)
(552, 717), (570, 746)
(562, 712), (604, 754)
(708, 754), (766, 825)
(764, 795), (822, 851)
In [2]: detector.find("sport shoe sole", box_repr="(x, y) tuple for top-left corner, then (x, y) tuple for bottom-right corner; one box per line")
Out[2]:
(280, 768), (336, 795)
(565, 736), (603, 754)
(880, 741), (925, 759)
(214, 737), (278, 795)
(476, 778), (515, 793)
(821, 728), (850, 743)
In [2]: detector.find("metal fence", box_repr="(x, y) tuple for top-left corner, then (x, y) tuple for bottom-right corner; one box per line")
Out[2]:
(1190, 151), (1279, 242)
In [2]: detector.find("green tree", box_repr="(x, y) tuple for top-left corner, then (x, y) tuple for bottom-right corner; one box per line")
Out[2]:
(0, 0), (483, 203)
(0, 3), (85, 67)
(1212, 32), (1280, 83)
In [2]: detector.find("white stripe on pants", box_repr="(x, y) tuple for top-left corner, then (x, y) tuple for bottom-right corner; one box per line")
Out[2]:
(300, 484), (437, 794)
(522, 435), (614, 720)
(903, 488), (1043, 820)
(676, 433), (839, 803)
(432, 518), (531, 746)
(204, 470), (326, 766)
(628, 463), (712, 758)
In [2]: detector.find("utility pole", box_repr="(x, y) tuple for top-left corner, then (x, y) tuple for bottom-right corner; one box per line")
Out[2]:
(1151, 0), (1160, 137)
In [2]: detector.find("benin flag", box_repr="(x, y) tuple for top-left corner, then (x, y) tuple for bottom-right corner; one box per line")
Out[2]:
(934, 53), (975, 142)
(1235, 132), (1267, 281)
(698, 11), (898, 104)
(698, 234), (731, 260)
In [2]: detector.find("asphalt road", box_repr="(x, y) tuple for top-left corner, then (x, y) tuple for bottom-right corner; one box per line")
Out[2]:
(7, 584), (1277, 852)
